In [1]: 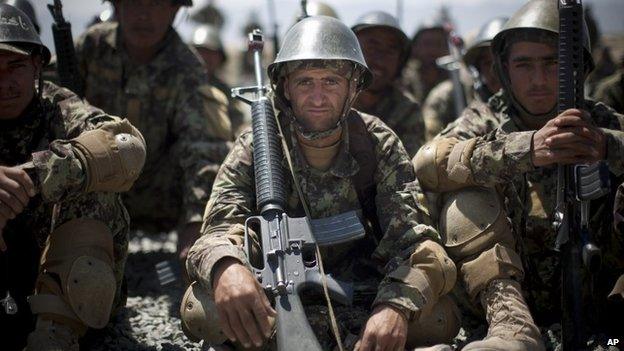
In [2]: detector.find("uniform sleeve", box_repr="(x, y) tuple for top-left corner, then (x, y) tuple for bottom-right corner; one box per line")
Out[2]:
(171, 75), (233, 224)
(31, 84), (144, 202)
(437, 99), (501, 141)
(186, 132), (259, 289)
(423, 82), (455, 141)
(366, 121), (453, 318)
(468, 130), (536, 186)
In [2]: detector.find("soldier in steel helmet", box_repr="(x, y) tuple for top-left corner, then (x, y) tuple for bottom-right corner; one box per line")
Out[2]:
(413, 0), (624, 348)
(351, 11), (425, 157)
(181, 16), (459, 351)
(191, 24), (249, 136)
(422, 17), (507, 140)
(401, 21), (449, 104)
(0, 4), (146, 349)
(74, 0), (233, 270)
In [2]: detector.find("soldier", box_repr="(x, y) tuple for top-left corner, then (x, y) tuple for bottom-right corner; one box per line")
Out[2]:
(181, 16), (459, 351)
(594, 68), (624, 114)
(422, 17), (507, 141)
(192, 24), (249, 136)
(74, 0), (233, 266)
(0, 4), (145, 350)
(351, 11), (425, 156)
(414, 0), (624, 349)
(401, 21), (449, 104)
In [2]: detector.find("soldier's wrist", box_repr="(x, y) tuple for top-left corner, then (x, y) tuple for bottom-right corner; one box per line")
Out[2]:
(211, 256), (244, 290)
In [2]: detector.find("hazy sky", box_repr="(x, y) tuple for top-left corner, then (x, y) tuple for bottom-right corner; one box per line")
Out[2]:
(32, 0), (624, 54)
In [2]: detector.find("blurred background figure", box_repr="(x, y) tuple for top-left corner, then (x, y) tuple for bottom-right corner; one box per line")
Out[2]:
(401, 17), (449, 104)
(191, 24), (249, 135)
(2, 0), (39, 33)
(86, 6), (115, 28)
(351, 10), (425, 156)
(422, 16), (507, 140)
(296, 0), (339, 20)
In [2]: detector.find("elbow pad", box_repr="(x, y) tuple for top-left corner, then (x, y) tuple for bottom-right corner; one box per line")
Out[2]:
(71, 120), (146, 192)
(413, 137), (477, 192)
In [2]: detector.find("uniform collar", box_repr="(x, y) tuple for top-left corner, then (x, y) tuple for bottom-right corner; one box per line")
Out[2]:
(278, 111), (360, 179)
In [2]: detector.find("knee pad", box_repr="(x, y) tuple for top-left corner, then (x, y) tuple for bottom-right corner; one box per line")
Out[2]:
(28, 219), (116, 330)
(406, 294), (461, 347)
(460, 244), (524, 300)
(180, 281), (227, 344)
(439, 187), (515, 262)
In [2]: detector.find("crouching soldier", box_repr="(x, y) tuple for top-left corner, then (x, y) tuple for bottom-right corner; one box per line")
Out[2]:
(180, 16), (460, 351)
(414, 0), (624, 349)
(0, 4), (145, 349)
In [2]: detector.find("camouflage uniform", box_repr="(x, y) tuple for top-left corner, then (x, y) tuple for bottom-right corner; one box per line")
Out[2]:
(0, 82), (133, 349)
(75, 22), (232, 231)
(593, 68), (624, 114)
(422, 76), (475, 141)
(423, 93), (624, 337)
(187, 109), (456, 349)
(358, 86), (425, 156)
(208, 75), (250, 137)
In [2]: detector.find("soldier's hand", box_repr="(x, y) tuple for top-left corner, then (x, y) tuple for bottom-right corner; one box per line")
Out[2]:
(354, 304), (408, 351)
(532, 109), (606, 167)
(213, 257), (276, 349)
(0, 166), (36, 251)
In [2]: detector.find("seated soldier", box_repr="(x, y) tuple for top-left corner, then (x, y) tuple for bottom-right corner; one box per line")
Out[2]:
(414, 0), (624, 349)
(422, 17), (507, 141)
(351, 11), (425, 157)
(182, 16), (459, 351)
(0, 4), (145, 350)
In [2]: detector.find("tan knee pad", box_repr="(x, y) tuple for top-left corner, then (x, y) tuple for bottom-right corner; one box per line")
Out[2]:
(180, 282), (228, 344)
(460, 244), (524, 300)
(406, 294), (461, 347)
(439, 186), (515, 261)
(28, 219), (116, 330)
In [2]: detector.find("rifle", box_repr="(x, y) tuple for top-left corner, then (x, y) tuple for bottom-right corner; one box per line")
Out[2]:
(48, 0), (83, 96)
(436, 25), (467, 118)
(266, 0), (279, 57)
(231, 30), (366, 350)
(554, 1), (610, 349)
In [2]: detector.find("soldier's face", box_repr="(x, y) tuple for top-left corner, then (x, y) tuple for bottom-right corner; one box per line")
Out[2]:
(506, 41), (558, 116)
(356, 28), (403, 91)
(477, 48), (501, 94)
(412, 29), (448, 67)
(283, 68), (351, 133)
(0, 52), (40, 120)
(115, 0), (180, 50)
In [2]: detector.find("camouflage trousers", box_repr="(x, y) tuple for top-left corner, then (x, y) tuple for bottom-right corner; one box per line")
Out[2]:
(0, 192), (129, 349)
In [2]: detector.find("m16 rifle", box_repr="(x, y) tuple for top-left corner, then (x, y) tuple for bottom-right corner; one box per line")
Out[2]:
(553, 1), (610, 349)
(231, 29), (366, 350)
(48, 0), (83, 96)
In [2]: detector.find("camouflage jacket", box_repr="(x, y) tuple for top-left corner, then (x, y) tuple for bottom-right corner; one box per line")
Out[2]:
(356, 86), (425, 156)
(75, 22), (232, 229)
(432, 94), (624, 324)
(422, 76), (476, 141)
(593, 69), (624, 114)
(436, 92), (506, 140)
(188, 109), (446, 318)
(209, 75), (250, 137)
(0, 82), (133, 313)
